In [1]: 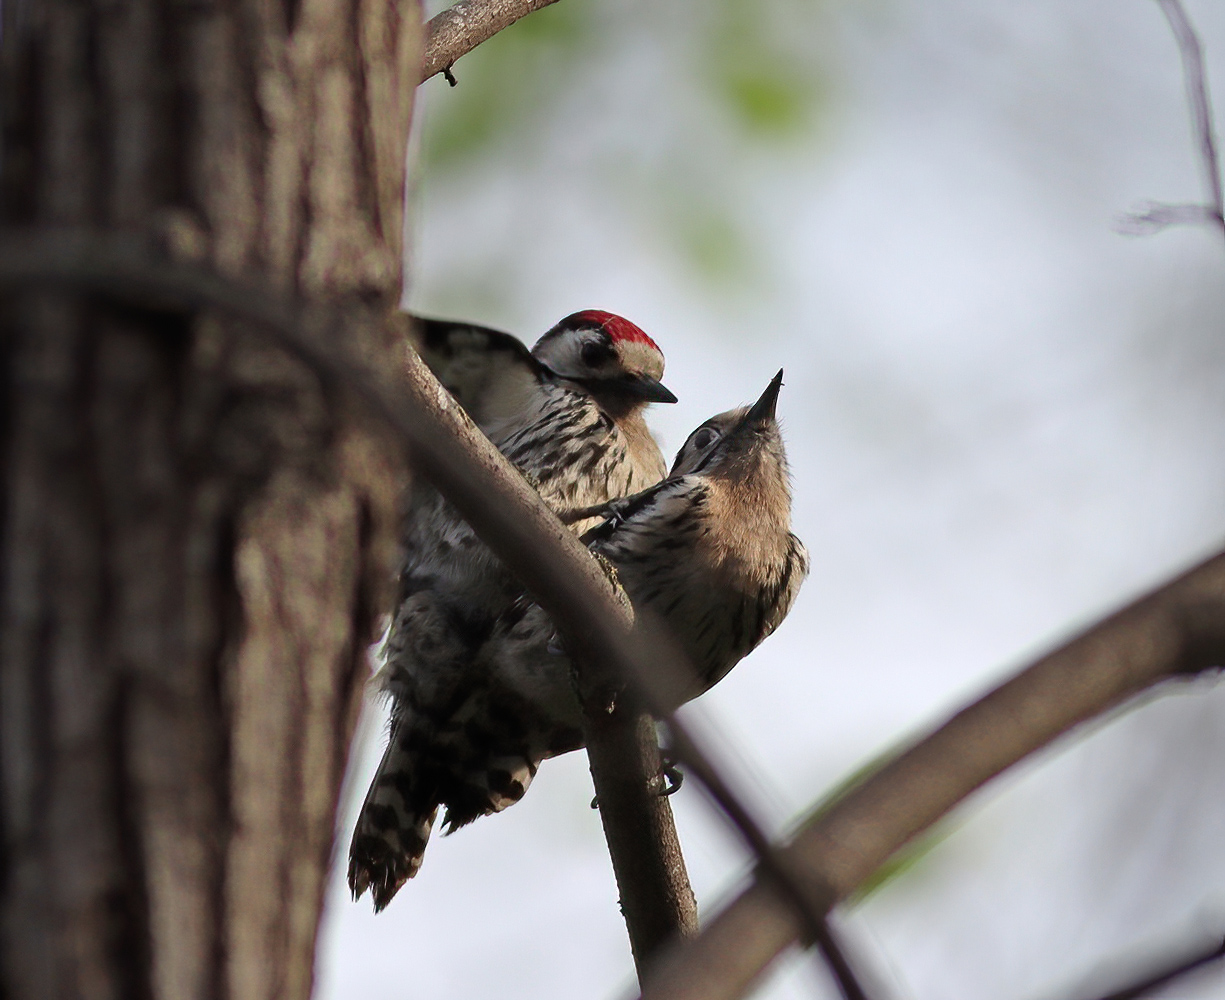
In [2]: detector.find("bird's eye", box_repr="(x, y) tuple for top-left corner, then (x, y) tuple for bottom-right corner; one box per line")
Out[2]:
(691, 427), (719, 451)
(581, 341), (608, 367)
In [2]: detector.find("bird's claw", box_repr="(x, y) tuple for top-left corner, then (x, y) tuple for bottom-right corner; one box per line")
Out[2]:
(660, 756), (683, 796)
(590, 756), (682, 811)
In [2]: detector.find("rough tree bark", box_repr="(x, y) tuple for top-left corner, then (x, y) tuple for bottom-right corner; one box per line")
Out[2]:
(0, 2), (421, 1000)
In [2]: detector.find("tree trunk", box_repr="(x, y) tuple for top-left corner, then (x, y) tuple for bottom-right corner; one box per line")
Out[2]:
(0, 0), (421, 997)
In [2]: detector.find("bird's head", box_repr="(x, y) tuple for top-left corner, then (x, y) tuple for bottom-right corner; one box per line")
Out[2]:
(669, 369), (794, 568)
(531, 310), (677, 410)
(670, 369), (787, 479)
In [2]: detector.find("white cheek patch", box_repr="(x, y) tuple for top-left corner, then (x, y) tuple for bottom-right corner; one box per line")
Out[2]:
(616, 340), (664, 379)
(532, 336), (591, 379)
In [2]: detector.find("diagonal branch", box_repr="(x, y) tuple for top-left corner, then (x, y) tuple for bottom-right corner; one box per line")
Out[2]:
(421, 0), (563, 84)
(641, 551), (1225, 1000)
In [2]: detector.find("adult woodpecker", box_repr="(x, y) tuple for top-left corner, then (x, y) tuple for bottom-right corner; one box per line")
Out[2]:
(393, 310), (678, 605)
(409, 310), (677, 510)
(349, 310), (677, 907)
(350, 372), (807, 909)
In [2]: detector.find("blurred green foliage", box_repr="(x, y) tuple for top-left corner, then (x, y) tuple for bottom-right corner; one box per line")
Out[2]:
(703, 0), (822, 137)
(722, 71), (813, 135)
(422, 2), (596, 171)
(669, 201), (756, 285)
(423, 0), (826, 163)
(417, 0), (833, 289)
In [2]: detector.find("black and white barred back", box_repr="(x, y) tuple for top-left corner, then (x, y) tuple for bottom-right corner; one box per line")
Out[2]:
(349, 311), (675, 910)
(353, 373), (807, 907)
(395, 376), (669, 613)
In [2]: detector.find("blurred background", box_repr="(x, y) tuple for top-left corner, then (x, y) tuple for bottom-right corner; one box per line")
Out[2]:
(317, 0), (1225, 997)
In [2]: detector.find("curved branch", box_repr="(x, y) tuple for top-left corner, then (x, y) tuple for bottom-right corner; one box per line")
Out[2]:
(421, 0), (563, 84)
(641, 552), (1225, 1000)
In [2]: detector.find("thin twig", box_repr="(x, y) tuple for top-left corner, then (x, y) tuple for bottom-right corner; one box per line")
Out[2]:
(1159, 0), (1224, 224)
(421, 0), (563, 84)
(641, 552), (1225, 1000)
(1119, 0), (1225, 241)
(0, 228), (869, 993)
(1078, 933), (1225, 1000)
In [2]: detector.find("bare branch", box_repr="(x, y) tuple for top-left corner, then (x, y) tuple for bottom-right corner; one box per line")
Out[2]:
(641, 551), (1225, 1000)
(1159, 0), (1224, 224)
(585, 712), (699, 967)
(1118, 0), (1225, 238)
(421, 0), (562, 84)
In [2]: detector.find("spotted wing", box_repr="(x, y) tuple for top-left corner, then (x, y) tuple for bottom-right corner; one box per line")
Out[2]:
(405, 314), (546, 435)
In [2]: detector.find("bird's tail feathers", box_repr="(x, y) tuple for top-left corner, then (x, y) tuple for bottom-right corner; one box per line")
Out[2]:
(439, 753), (538, 834)
(348, 733), (439, 911)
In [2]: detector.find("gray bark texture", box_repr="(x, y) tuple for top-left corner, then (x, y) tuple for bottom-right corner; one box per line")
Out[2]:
(0, 0), (422, 998)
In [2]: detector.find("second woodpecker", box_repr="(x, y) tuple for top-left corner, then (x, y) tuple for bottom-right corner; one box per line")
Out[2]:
(352, 371), (807, 907)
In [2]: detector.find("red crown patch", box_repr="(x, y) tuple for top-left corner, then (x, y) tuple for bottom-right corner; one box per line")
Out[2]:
(564, 310), (662, 354)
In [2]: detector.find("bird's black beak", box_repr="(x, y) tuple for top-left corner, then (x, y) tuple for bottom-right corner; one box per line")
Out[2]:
(621, 374), (679, 404)
(744, 369), (783, 425)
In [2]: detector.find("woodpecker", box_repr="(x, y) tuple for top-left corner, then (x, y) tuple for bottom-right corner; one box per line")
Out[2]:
(394, 311), (677, 604)
(351, 372), (807, 907)
(410, 310), (675, 505)
(349, 310), (677, 908)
